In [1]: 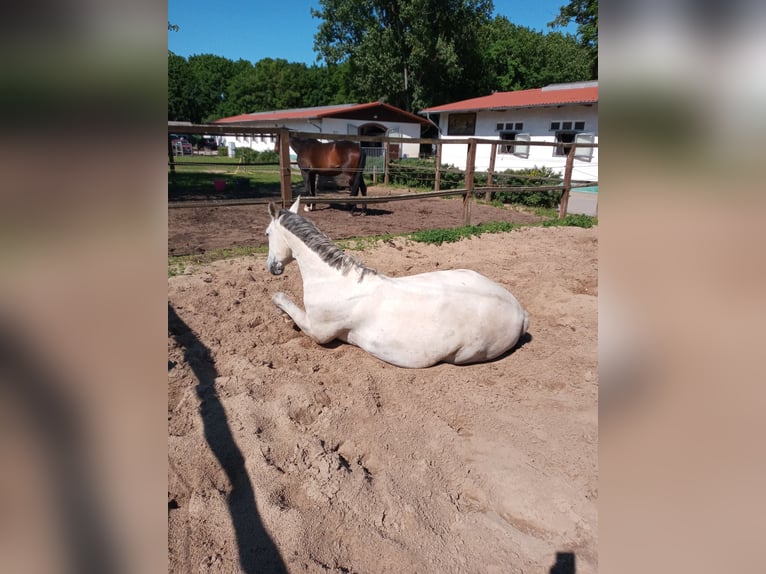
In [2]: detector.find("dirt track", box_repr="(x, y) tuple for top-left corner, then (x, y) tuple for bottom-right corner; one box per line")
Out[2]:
(168, 189), (544, 256)
(168, 215), (598, 573)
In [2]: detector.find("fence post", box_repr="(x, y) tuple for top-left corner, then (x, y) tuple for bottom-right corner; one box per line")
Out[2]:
(168, 135), (175, 174)
(485, 142), (497, 201)
(384, 141), (390, 185)
(558, 144), (576, 219)
(434, 142), (442, 191)
(278, 128), (292, 208)
(463, 139), (477, 226)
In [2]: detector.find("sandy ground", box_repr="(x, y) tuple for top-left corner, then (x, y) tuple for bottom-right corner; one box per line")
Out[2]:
(168, 216), (598, 573)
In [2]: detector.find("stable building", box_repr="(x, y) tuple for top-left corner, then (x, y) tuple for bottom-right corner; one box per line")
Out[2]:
(214, 102), (430, 160)
(419, 81), (598, 183)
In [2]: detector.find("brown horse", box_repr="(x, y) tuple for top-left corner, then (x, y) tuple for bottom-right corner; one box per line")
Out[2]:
(290, 136), (367, 213)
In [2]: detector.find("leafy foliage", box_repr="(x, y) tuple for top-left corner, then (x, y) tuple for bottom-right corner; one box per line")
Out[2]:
(549, 0), (598, 78)
(312, 0), (493, 111)
(541, 213), (597, 228)
(168, 2), (598, 121)
(408, 221), (517, 245)
(234, 148), (279, 164)
(168, 53), (352, 122)
(409, 214), (597, 246)
(482, 17), (594, 91)
(168, 51), (199, 122)
(492, 167), (563, 208)
(384, 161), (563, 208)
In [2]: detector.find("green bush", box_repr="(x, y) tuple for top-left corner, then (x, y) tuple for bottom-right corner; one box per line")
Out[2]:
(217, 146), (229, 156)
(234, 147), (258, 163)
(408, 221), (518, 245)
(234, 148), (279, 164)
(256, 150), (279, 164)
(385, 161), (563, 208)
(542, 214), (597, 228)
(492, 167), (563, 208)
(384, 158), (464, 189)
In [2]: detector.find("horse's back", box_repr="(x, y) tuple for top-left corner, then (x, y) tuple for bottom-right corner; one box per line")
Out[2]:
(347, 270), (528, 368)
(295, 139), (360, 170)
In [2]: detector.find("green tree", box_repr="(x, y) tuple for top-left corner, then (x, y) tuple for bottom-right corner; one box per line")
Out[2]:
(188, 54), (239, 122)
(312, 0), (493, 111)
(168, 51), (200, 121)
(548, 0), (598, 78)
(482, 17), (592, 91)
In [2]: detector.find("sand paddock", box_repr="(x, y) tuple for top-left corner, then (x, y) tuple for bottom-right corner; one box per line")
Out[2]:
(168, 220), (597, 573)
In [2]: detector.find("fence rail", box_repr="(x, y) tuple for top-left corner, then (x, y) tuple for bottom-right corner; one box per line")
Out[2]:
(168, 124), (598, 222)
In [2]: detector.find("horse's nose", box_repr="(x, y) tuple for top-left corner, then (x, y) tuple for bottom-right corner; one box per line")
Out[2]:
(267, 259), (283, 275)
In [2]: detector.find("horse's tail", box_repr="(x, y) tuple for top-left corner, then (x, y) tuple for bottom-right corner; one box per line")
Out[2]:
(521, 309), (529, 336)
(352, 147), (367, 196)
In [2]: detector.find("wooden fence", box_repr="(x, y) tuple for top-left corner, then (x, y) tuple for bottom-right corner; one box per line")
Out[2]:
(168, 124), (598, 224)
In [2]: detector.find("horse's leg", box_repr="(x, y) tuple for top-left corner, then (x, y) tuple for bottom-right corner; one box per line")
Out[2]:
(272, 293), (338, 344)
(301, 169), (314, 211)
(349, 150), (367, 215)
(347, 167), (359, 213)
(356, 150), (367, 215)
(359, 177), (368, 215)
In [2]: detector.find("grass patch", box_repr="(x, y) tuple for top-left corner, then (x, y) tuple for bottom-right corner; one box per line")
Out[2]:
(168, 215), (597, 275)
(337, 234), (396, 251)
(168, 161), (285, 193)
(541, 214), (597, 228)
(532, 206), (559, 219)
(407, 214), (597, 245)
(168, 245), (267, 277)
(171, 156), (243, 165)
(408, 221), (518, 245)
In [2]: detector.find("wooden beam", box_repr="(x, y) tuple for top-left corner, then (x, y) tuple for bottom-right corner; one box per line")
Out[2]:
(434, 142), (442, 191)
(383, 142), (391, 185)
(485, 142), (497, 200)
(463, 139), (477, 226)
(278, 128), (292, 208)
(558, 145), (576, 219)
(168, 135), (176, 174)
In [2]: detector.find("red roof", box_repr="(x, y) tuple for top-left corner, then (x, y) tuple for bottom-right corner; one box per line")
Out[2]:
(215, 102), (429, 125)
(420, 85), (598, 114)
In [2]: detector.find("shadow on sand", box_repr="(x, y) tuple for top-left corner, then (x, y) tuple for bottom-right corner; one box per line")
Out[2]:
(169, 304), (287, 574)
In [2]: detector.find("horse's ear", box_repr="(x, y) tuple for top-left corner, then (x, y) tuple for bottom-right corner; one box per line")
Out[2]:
(268, 202), (279, 219)
(289, 196), (301, 213)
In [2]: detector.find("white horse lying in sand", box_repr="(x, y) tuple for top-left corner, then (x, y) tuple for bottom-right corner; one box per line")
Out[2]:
(266, 197), (529, 368)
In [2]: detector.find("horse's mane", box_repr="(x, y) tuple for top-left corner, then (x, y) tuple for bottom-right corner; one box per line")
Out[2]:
(278, 209), (378, 280)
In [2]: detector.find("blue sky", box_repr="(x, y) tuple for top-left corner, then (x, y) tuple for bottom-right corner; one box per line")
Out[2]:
(168, 0), (578, 64)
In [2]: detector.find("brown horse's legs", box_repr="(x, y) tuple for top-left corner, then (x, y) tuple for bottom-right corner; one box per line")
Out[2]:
(301, 169), (316, 211)
(359, 178), (367, 215)
(349, 163), (367, 215)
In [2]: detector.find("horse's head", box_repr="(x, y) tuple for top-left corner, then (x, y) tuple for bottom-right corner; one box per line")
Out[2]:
(265, 197), (301, 275)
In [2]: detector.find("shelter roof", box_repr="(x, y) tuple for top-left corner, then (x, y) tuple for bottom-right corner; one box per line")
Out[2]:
(215, 102), (429, 126)
(419, 82), (598, 114)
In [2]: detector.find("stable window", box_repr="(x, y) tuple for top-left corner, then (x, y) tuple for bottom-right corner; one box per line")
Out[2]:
(498, 131), (530, 157)
(497, 122), (523, 132)
(551, 120), (586, 132)
(553, 120), (589, 156)
(574, 132), (595, 162)
(554, 131), (577, 156)
(447, 112), (476, 135)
